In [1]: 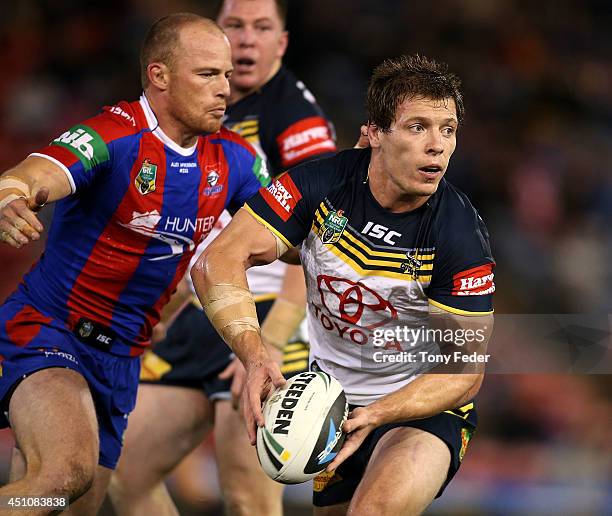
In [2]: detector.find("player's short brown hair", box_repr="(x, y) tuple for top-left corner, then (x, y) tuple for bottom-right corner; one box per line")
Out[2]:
(366, 54), (465, 132)
(140, 13), (222, 88)
(214, 0), (288, 27)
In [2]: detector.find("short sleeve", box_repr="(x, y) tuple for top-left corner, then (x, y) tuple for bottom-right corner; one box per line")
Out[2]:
(30, 103), (137, 193)
(244, 159), (328, 248)
(427, 198), (495, 315)
(270, 78), (336, 171)
(219, 131), (271, 212)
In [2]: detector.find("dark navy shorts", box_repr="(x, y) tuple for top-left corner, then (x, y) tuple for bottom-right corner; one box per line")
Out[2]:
(140, 299), (274, 400)
(140, 297), (310, 399)
(0, 293), (140, 469)
(312, 402), (477, 506)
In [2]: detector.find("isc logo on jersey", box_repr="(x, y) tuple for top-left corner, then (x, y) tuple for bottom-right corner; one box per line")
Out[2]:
(53, 124), (108, 170)
(361, 221), (402, 245)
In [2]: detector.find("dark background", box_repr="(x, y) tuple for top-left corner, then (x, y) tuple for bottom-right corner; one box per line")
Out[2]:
(0, 1), (610, 514)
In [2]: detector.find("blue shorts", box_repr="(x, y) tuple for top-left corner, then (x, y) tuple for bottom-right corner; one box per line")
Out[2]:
(0, 293), (140, 469)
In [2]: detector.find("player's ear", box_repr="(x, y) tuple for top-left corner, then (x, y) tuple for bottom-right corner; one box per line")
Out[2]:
(147, 62), (170, 91)
(277, 30), (288, 58)
(368, 123), (382, 148)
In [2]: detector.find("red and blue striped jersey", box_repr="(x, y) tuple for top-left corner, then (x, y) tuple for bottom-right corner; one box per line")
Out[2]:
(22, 95), (269, 353)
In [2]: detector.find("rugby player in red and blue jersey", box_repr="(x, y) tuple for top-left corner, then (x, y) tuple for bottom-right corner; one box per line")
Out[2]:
(0, 14), (268, 514)
(112, 2), (336, 515)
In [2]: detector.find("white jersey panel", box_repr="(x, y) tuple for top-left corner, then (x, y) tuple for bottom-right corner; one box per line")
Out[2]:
(302, 230), (437, 406)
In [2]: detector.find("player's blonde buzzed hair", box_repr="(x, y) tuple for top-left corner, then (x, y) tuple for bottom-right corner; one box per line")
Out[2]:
(140, 13), (224, 88)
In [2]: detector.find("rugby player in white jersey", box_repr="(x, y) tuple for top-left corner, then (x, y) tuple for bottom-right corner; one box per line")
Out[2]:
(192, 54), (495, 514)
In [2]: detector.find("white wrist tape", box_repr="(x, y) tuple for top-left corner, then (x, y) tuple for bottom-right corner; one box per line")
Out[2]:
(0, 175), (30, 211)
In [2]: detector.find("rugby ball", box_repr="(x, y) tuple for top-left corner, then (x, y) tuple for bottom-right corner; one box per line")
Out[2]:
(256, 371), (348, 484)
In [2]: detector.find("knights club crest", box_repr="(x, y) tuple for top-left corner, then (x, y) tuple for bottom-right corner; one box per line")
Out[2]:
(135, 158), (158, 195)
(78, 321), (94, 339)
(318, 209), (348, 244)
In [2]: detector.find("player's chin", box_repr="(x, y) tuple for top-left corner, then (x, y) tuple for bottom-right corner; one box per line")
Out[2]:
(412, 181), (441, 197)
(201, 118), (223, 134)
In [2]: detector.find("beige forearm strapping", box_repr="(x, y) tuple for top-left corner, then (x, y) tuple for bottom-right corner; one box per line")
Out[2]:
(260, 298), (306, 350)
(201, 283), (260, 348)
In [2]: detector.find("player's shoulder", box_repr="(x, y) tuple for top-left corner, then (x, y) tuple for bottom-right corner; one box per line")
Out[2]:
(81, 99), (144, 142)
(436, 180), (485, 225)
(206, 126), (257, 156)
(291, 147), (367, 188)
(266, 67), (326, 114)
(432, 179), (491, 251)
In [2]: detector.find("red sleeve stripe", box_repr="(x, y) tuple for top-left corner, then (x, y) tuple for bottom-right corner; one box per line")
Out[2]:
(276, 116), (336, 168)
(260, 174), (303, 222)
(451, 263), (495, 296)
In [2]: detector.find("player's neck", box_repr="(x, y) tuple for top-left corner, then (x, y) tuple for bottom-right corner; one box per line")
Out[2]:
(229, 60), (282, 105)
(145, 93), (198, 149)
(367, 160), (430, 213)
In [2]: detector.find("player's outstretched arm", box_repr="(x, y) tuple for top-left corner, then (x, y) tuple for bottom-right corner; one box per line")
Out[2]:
(0, 156), (72, 248)
(191, 207), (287, 443)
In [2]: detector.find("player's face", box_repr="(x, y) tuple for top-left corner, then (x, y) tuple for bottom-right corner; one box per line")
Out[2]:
(375, 96), (458, 199)
(217, 0), (288, 95)
(167, 25), (232, 134)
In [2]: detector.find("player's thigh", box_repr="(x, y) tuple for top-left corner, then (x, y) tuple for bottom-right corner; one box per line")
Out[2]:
(9, 367), (99, 477)
(114, 383), (212, 484)
(214, 400), (283, 494)
(350, 427), (450, 516)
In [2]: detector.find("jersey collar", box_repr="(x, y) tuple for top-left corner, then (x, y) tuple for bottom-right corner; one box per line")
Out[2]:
(139, 94), (198, 157)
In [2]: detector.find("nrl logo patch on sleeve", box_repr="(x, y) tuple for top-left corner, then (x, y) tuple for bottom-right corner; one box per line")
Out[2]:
(318, 209), (347, 244)
(135, 158), (158, 195)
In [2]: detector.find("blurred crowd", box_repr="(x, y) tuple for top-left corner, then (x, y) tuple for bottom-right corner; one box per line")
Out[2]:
(0, 0), (610, 513)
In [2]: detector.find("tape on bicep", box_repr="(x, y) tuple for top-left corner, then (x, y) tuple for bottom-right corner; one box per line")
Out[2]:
(272, 232), (289, 258)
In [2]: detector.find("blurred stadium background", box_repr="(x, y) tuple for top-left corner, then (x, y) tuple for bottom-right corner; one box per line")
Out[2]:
(1, 1), (610, 514)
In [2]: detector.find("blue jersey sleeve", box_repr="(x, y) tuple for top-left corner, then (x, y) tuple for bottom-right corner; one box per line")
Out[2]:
(427, 185), (495, 315)
(220, 135), (271, 212)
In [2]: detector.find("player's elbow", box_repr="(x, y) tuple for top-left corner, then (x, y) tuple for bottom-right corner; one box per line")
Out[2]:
(190, 252), (208, 287)
(191, 238), (247, 286)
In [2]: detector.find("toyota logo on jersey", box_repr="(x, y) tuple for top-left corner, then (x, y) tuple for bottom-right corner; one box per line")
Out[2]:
(317, 275), (398, 330)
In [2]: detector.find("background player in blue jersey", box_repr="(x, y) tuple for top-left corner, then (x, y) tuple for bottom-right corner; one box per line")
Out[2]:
(0, 14), (268, 514)
(110, 1), (337, 515)
(192, 55), (494, 515)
